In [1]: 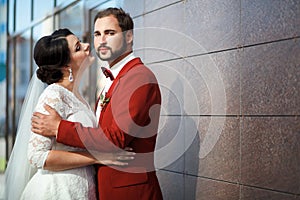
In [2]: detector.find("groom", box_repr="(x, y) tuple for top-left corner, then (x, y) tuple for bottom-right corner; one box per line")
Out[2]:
(31, 7), (163, 200)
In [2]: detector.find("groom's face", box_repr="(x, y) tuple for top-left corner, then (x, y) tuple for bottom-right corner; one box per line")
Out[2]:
(93, 15), (127, 65)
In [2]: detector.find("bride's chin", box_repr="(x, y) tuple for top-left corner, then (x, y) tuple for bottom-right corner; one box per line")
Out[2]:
(82, 56), (96, 68)
(89, 55), (96, 62)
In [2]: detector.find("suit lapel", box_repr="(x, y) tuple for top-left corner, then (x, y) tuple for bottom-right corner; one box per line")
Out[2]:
(105, 58), (143, 99)
(99, 57), (143, 122)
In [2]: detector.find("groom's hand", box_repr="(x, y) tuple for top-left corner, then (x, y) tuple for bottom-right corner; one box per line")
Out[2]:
(31, 104), (61, 137)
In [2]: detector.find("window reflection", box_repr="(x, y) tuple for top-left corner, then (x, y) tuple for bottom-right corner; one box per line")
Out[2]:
(56, 1), (83, 37)
(33, 0), (54, 20)
(8, 0), (14, 33)
(33, 18), (54, 46)
(16, 0), (31, 31)
(56, 0), (76, 8)
(7, 40), (14, 152)
(15, 30), (31, 132)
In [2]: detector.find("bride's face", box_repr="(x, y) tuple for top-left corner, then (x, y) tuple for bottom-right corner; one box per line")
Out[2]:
(66, 34), (94, 74)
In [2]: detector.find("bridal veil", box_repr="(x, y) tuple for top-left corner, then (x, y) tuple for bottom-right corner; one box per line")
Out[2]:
(2, 72), (46, 200)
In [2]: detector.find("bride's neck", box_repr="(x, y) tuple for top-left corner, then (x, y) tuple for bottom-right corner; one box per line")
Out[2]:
(57, 78), (74, 92)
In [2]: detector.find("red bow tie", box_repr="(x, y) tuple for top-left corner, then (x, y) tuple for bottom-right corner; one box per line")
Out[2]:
(101, 67), (115, 81)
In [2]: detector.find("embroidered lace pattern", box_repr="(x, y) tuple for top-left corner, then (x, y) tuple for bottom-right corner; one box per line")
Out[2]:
(22, 84), (97, 200)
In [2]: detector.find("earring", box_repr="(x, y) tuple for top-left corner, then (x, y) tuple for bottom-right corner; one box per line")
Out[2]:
(68, 68), (74, 82)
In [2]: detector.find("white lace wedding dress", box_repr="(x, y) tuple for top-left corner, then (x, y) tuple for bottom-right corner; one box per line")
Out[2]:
(20, 83), (97, 200)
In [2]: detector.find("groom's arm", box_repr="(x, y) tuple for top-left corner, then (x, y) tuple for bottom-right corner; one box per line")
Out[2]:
(32, 104), (137, 152)
(57, 119), (120, 151)
(31, 104), (61, 137)
(32, 106), (118, 151)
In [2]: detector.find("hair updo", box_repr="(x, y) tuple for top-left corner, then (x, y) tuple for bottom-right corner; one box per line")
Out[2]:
(34, 28), (74, 85)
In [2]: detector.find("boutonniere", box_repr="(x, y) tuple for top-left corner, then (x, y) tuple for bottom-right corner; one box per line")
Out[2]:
(100, 97), (110, 108)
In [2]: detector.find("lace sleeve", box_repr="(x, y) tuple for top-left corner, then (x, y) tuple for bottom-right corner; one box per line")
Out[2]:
(27, 86), (65, 169)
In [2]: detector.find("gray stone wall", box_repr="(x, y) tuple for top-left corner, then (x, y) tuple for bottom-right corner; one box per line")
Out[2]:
(124, 0), (300, 199)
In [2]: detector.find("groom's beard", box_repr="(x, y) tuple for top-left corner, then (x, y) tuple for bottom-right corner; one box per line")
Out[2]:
(96, 38), (127, 62)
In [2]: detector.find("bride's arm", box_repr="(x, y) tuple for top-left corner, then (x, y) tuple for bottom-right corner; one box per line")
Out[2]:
(28, 128), (134, 171)
(44, 150), (134, 171)
(28, 131), (134, 172)
(43, 150), (96, 171)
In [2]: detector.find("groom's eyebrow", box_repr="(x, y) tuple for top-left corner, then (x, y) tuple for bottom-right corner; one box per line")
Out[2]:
(94, 29), (117, 35)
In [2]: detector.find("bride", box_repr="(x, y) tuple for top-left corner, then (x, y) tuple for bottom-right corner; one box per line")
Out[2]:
(3, 28), (133, 200)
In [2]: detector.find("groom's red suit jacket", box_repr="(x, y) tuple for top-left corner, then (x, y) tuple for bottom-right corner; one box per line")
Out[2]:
(56, 58), (163, 200)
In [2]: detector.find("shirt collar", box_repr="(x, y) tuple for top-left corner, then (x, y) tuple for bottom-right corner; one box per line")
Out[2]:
(110, 52), (135, 79)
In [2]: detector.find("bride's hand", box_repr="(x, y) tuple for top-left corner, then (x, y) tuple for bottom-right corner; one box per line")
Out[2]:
(94, 148), (135, 166)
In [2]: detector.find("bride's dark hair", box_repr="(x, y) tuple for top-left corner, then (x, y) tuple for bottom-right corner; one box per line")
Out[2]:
(34, 28), (74, 85)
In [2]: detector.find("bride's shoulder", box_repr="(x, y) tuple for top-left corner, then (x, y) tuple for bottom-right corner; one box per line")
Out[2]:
(36, 84), (68, 108)
(39, 84), (64, 98)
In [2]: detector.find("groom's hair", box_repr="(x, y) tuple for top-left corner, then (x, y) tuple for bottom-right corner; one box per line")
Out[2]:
(94, 7), (134, 32)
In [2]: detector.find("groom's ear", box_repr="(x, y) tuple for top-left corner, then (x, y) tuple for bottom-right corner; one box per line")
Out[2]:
(125, 30), (133, 46)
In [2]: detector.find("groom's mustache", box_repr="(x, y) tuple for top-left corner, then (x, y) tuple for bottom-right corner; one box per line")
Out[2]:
(97, 45), (112, 52)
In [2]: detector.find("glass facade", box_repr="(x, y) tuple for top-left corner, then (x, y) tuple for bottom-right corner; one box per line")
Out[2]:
(33, 1), (54, 20)
(0, 0), (6, 172)
(15, 0), (31, 32)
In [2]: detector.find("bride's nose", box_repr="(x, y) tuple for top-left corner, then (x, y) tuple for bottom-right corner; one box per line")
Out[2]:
(84, 43), (90, 51)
